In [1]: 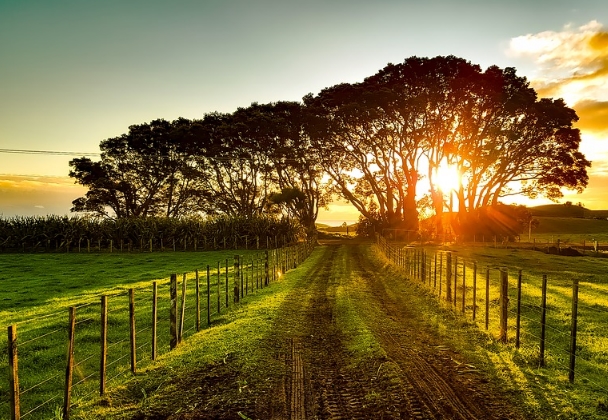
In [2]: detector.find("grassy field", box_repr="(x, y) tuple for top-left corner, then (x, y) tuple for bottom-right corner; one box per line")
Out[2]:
(383, 241), (608, 418)
(3, 214), (608, 418)
(529, 217), (608, 245)
(76, 241), (608, 418)
(0, 249), (273, 419)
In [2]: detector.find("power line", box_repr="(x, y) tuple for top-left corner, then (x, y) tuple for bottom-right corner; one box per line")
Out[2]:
(0, 148), (100, 157)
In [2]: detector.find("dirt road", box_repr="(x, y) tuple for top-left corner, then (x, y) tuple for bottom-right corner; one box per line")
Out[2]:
(258, 242), (527, 419)
(130, 242), (530, 419)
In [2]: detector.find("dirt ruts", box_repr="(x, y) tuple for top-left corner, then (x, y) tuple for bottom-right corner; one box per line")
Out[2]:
(132, 242), (530, 419)
(270, 243), (527, 419)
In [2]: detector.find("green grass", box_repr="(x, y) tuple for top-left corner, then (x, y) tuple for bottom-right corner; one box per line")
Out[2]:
(382, 241), (608, 418)
(0, 249), (277, 419)
(70, 246), (324, 419)
(529, 217), (608, 245)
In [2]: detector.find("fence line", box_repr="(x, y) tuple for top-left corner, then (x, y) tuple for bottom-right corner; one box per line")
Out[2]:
(375, 234), (608, 391)
(2, 234), (298, 254)
(3, 240), (315, 420)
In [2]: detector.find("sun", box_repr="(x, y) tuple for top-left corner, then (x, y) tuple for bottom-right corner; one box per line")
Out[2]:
(433, 161), (460, 193)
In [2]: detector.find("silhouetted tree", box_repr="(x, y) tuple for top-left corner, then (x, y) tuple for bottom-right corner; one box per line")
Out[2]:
(70, 118), (209, 218)
(306, 55), (589, 235)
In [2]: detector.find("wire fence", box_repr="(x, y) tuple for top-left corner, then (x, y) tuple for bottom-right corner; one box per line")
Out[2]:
(1, 240), (315, 419)
(376, 235), (608, 395)
(2, 234), (295, 254)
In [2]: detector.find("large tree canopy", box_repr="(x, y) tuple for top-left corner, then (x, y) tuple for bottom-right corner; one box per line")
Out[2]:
(70, 118), (208, 218)
(70, 55), (590, 239)
(305, 55), (590, 236)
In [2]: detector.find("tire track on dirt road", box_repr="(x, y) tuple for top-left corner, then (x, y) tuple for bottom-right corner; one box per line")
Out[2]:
(349, 243), (526, 420)
(271, 244), (372, 419)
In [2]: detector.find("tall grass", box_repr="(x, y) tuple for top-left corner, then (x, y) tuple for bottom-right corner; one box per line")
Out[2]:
(0, 214), (301, 252)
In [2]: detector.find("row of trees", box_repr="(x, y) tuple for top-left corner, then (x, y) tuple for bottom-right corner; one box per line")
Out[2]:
(70, 55), (590, 238)
(70, 103), (326, 237)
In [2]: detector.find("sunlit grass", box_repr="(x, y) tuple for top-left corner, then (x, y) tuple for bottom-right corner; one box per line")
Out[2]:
(0, 249), (267, 419)
(381, 242), (608, 418)
(72, 246), (324, 419)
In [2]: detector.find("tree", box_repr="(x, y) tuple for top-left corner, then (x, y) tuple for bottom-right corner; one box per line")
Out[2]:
(255, 101), (330, 236)
(194, 102), (329, 236)
(189, 111), (275, 218)
(305, 56), (590, 236)
(305, 82), (419, 231)
(70, 118), (209, 218)
(305, 56), (480, 232)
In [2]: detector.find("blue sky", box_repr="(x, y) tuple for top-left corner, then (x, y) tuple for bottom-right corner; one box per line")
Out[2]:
(1, 0), (607, 222)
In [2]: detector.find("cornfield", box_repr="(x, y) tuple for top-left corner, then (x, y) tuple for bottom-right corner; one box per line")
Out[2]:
(0, 215), (302, 252)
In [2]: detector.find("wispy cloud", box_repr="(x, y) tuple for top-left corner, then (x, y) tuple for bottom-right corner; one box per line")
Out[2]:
(508, 20), (608, 107)
(508, 22), (608, 207)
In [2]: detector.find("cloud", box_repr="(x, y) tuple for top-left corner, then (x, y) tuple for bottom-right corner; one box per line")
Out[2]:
(0, 175), (86, 217)
(508, 21), (608, 106)
(574, 100), (608, 136)
(508, 22), (608, 209)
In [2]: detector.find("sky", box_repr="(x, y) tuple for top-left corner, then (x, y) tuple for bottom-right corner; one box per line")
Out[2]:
(1, 0), (607, 225)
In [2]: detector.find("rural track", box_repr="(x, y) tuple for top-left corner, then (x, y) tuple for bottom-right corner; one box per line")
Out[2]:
(275, 244), (371, 419)
(349, 243), (522, 420)
(272, 242), (526, 419)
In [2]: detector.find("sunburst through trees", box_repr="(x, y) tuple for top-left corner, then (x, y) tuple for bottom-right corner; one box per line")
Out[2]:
(70, 56), (590, 241)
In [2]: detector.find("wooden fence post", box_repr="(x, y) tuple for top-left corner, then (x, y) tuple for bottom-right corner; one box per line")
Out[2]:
(453, 256), (458, 306)
(540, 274), (548, 367)
(241, 256), (245, 299)
(433, 253), (437, 289)
(152, 283), (158, 360)
(225, 259), (229, 308)
(129, 289), (136, 374)
(438, 253), (443, 298)
(485, 267), (490, 331)
(569, 278), (580, 383)
(195, 270), (200, 332)
(499, 269), (508, 343)
(446, 252), (452, 302)
(217, 261), (221, 314)
(179, 274), (187, 342)
(207, 265), (211, 326)
(251, 257), (254, 293)
(245, 259), (249, 296)
(63, 307), (76, 420)
(461, 262), (467, 314)
(234, 255), (240, 303)
(8, 325), (20, 420)
(100, 296), (108, 395)
(170, 274), (178, 349)
(472, 262), (477, 321)
(516, 270), (522, 349)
